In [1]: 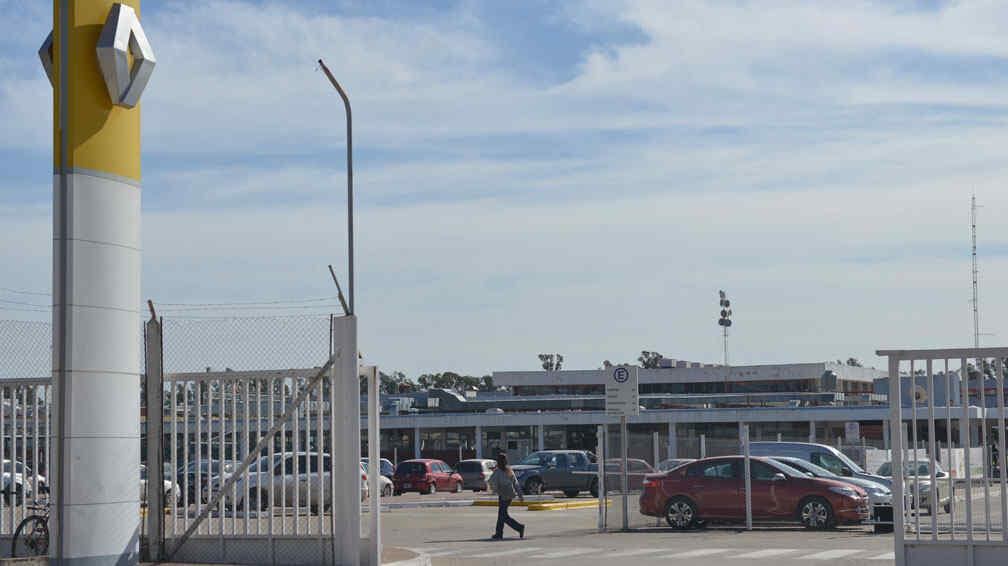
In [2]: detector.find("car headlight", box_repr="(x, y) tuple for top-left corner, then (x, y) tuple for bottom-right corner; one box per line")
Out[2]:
(829, 486), (859, 498)
(868, 485), (890, 496)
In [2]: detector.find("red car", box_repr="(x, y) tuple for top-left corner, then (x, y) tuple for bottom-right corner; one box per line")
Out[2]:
(393, 459), (463, 495)
(639, 456), (869, 530)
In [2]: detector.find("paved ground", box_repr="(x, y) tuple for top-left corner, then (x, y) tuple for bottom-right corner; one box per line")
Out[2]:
(383, 505), (895, 566)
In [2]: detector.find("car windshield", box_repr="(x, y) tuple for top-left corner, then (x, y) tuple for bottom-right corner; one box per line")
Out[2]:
(457, 461), (482, 473)
(878, 461), (940, 477)
(833, 450), (865, 474)
(769, 460), (811, 478)
(779, 459), (836, 478)
(519, 452), (552, 466)
(396, 461), (427, 475)
(1, 461), (27, 474)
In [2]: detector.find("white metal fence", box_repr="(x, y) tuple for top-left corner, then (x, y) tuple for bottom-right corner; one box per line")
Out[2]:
(152, 313), (366, 565)
(880, 347), (1008, 566)
(0, 379), (51, 541)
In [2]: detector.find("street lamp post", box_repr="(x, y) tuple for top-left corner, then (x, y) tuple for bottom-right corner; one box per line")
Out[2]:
(318, 59), (354, 314)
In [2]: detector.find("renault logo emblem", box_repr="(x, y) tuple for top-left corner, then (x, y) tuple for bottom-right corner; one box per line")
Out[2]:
(38, 3), (156, 109)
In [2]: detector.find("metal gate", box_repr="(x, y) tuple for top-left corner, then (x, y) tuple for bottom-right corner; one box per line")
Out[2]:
(145, 313), (364, 565)
(879, 347), (1008, 566)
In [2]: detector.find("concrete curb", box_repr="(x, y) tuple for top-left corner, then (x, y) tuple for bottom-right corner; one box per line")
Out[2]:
(472, 498), (609, 511)
(379, 500), (476, 510)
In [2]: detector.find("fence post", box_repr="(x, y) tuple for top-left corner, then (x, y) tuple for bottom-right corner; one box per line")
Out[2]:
(700, 434), (706, 459)
(742, 423), (752, 530)
(667, 422), (676, 459)
(144, 314), (164, 561)
(597, 424), (606, 531)
(364, 365), (381, 566)
(652, 431), (659, 468)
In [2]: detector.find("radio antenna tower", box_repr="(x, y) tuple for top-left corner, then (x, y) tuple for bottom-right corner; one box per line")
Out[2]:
(971, 194), (981, 349)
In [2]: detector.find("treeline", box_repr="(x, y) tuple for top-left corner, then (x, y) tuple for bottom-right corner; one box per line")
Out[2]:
(360, 371), (495, 394)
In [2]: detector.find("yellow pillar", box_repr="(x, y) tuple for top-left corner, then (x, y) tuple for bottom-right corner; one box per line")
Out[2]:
(50, 2), (148, 564)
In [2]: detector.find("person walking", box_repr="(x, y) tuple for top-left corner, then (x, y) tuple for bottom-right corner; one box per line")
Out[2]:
(489, 453), (525, 540)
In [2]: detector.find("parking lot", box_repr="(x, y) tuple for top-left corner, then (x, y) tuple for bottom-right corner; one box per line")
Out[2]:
(384, 505), (895, 565)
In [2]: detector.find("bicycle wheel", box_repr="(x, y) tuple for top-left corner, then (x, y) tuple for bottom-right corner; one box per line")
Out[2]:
(12, 515), (48, 557)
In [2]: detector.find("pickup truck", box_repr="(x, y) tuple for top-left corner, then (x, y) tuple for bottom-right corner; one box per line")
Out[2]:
(510, 450), (599, 498)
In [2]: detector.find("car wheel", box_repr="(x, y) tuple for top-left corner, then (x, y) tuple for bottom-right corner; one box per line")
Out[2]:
(943, 502), (951, 514)
(564, 490), (580, 498)
(589, 478), (599, 498)
(393, 489), (402, 496)
(454, 481), (463, 494)
(665, 497), (697, 530)
(426, 483), (437, 495)
(524, 478), (543, 496)
(799, 497), (834, 530)
(382, 484), (392, 497)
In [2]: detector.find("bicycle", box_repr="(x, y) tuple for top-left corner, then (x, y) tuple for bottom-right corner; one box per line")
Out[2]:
(12, 502), (49, 557)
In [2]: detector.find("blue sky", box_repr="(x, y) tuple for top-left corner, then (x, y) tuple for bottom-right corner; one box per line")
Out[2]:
(3, 1), (1008, 376)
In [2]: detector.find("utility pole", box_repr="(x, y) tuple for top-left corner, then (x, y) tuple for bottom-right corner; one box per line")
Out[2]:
(971, 195), (981, 349)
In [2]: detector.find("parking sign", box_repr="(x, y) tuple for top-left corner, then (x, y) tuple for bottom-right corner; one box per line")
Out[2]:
(605, 365), (639, 417)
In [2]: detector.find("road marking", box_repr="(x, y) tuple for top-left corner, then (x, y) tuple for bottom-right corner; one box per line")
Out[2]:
(670, 548), (731, 557)
(469, 546), (543, 558)
(426, 549), (464, 557)
(797, 549), (863, 560)
(530, 548), (598, 559)
(868, 552), (896, 560)
(601, 548), (673, 558)
(731, 548), (799, 558)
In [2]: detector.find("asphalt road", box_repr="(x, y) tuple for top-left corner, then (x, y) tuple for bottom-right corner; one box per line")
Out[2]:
(386, 505), (896, 566)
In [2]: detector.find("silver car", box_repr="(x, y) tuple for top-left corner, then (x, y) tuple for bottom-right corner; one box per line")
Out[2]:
(455, 459), (495, 492)
(876, 460), (952, 515)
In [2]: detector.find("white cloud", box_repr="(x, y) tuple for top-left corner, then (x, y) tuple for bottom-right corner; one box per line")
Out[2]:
(4, 1), (1008, 376)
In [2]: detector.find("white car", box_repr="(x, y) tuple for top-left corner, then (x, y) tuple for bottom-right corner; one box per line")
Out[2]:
(225, 452), (337, 511)
(2, 460), (47, 504)
(140, 464), (180, 506)
(360, 460), (394, 497)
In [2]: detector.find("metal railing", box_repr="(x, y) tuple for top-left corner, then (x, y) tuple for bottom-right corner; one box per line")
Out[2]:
(0, 379), (51, 536)
(879, 347), (1008, 566)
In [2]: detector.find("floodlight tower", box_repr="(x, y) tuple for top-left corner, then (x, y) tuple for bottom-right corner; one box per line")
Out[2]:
(718, 290), (732, 393)
(41, 2), (155, 564)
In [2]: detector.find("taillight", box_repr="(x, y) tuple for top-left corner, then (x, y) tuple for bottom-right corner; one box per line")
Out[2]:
(643, 479), (659, 489)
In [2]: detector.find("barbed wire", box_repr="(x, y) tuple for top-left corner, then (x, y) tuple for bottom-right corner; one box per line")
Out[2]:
(0, 287), (49, 297)
(1, 289), (341, 311)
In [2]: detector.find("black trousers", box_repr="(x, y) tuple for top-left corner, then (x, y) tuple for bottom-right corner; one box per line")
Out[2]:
(495, 497), (524, 537)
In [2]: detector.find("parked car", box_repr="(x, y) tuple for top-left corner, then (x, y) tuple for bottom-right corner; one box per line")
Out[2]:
(749, 442), (891, 488)
(177, 459), (235, 504)
(226, 452), (334, 511)
(769, 456), (892, 532)
(639, 456), (870, 530)
(360, 462), (369, 502)
(656, 458), (694, 472)
(512, 450), (598, 497)
(1, 460), (47, 504)
(456, 459), (496, 491)
(876, 460), (952, 515)
(140, 463), (180, 506)
(360, 459), (394, 497)
(360, 457), (395, 480)
(392, 459), (463, 495)
(598, 458), (656, 492)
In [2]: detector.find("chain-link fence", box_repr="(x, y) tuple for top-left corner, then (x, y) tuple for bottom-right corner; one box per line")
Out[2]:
(0, 320), (51, 380)
(156, 313), (351, 565)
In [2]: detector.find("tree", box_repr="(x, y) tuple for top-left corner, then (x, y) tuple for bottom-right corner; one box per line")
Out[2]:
(480, 375), (495, 392)
(846, 358), (863, 367)
(538, 353), (563, 371)
(638, 351), (664, 369)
